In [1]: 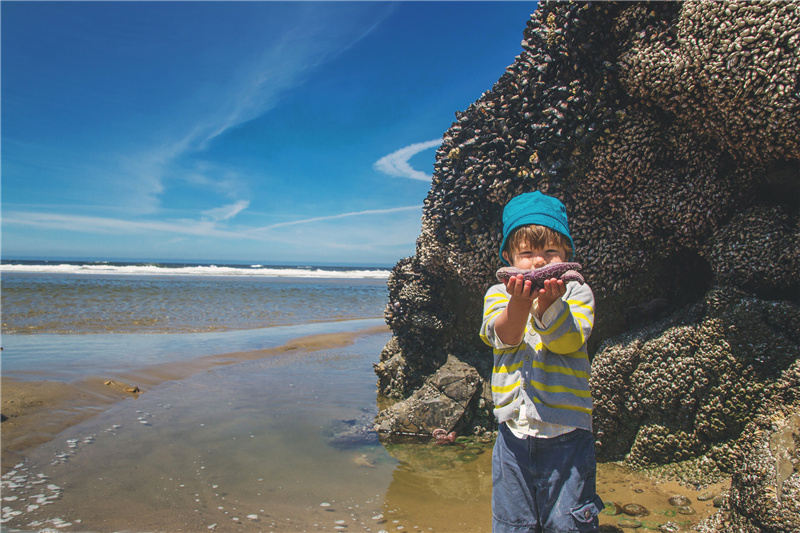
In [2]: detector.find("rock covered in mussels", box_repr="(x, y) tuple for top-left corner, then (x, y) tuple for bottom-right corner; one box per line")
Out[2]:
(495, 262), (584, 288)
(694, 408), (800, 533)
(375, 3), (799, 525)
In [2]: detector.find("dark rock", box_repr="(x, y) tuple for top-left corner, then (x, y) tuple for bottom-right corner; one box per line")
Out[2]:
(592, 287), (800, 476)
(326, 408), (380, 449)
(374, 355), (482, 436)
(668, 495), (691, 507)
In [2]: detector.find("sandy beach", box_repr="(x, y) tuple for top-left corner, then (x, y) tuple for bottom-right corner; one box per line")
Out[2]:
(2, 326), (387, 475)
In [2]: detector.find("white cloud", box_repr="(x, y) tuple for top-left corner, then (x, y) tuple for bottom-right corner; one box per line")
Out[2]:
(2, 201), (424, 263)
(203, 200), (250, 222)
(252, 205), (421, 231)
(196, 7), (392, 150)
(2, 211), (253, 241)
(374, 139), (441, 181)
(3, 203), (421, 244)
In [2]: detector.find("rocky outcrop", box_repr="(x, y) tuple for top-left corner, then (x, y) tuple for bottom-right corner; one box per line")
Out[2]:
(375, 355), (486, 437)
(374, 3), (799, 520)
(592, 286), (800, 476)
(696, 408), (800, 532)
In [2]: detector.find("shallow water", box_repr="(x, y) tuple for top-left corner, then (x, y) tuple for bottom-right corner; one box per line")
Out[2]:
(1, 318), (385, 380)
(1, 272), (388, 334)
(0, 331), (495, 532)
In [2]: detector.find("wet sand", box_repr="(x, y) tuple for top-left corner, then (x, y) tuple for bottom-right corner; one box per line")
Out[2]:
(1, 325), (388, 474)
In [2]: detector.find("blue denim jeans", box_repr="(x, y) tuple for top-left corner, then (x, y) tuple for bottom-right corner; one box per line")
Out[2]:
(492, 423), (604, 532)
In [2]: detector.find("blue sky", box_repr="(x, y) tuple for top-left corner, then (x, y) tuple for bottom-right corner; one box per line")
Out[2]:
(2, 1), (536, 266)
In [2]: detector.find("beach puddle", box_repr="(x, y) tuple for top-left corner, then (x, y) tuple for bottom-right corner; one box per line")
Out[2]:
(595, 463), (728, 531)
(1, 331), (727, 532)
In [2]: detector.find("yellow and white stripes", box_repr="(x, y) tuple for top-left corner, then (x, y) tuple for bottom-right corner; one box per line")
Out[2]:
(480, 279), (596, 431)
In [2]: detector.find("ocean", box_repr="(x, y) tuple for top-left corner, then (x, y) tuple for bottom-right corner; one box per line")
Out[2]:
(1, 260), (392, 381)
(1, 259), (391, 335)
(0, 260), (724, 532)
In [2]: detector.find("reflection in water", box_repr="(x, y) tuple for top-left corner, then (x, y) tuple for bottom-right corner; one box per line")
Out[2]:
(381, 438), (493, 532)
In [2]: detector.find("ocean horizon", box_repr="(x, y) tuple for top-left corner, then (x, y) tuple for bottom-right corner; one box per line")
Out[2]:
(1, 258), (391, 340)
(0, 258), (394, 279)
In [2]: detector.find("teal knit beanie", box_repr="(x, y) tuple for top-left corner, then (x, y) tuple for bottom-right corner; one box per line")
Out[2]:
(499, 191), (575, 265)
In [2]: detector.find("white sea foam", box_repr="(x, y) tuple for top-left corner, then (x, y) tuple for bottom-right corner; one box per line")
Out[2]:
(0, 263), (390, 279)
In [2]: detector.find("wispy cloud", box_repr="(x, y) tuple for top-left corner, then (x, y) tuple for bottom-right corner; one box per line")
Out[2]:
(3, 211), (254, 241)
(127, 7), (395, 212)
(252, 205), (422, 231)
(3, 203), (421, 242)
(192, 36), (313, 151)
(196, 7), (393, 151)
(374, 139), (441, 182)
(202, 200), (250, 222)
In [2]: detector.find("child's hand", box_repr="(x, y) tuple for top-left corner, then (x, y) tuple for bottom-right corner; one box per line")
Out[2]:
(496, 274), (537, 345)
(504, 274), (536, 302)
(535, 278), (566, 318)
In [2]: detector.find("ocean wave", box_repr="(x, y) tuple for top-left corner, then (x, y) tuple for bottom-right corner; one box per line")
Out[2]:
(0, 262), (391, 279)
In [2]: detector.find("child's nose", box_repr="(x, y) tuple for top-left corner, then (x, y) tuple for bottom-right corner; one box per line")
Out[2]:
(532, 256), (547, 268)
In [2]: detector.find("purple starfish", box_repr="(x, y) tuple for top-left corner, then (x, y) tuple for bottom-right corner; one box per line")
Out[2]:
(495, 262), (584, 291)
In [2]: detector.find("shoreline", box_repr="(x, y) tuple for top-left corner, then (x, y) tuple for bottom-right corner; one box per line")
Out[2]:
(1, 323), (389, 474)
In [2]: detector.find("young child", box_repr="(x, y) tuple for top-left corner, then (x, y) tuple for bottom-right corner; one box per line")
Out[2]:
(480, 191), (604, 532)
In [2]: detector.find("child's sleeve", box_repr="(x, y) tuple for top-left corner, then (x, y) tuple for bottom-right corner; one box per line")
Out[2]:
(479, 284), (521, 350)
(531, 282), (594, 354)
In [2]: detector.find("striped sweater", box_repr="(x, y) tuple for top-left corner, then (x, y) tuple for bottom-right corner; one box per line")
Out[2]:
(480, 280), (595, 431)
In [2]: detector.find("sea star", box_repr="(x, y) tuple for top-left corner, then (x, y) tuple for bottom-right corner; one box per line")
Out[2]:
(432, 428), (457, 444)
(495, 262), (584, 290)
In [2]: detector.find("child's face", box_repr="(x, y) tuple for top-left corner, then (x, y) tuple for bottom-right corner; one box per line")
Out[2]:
(503, 241), (567, 270)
